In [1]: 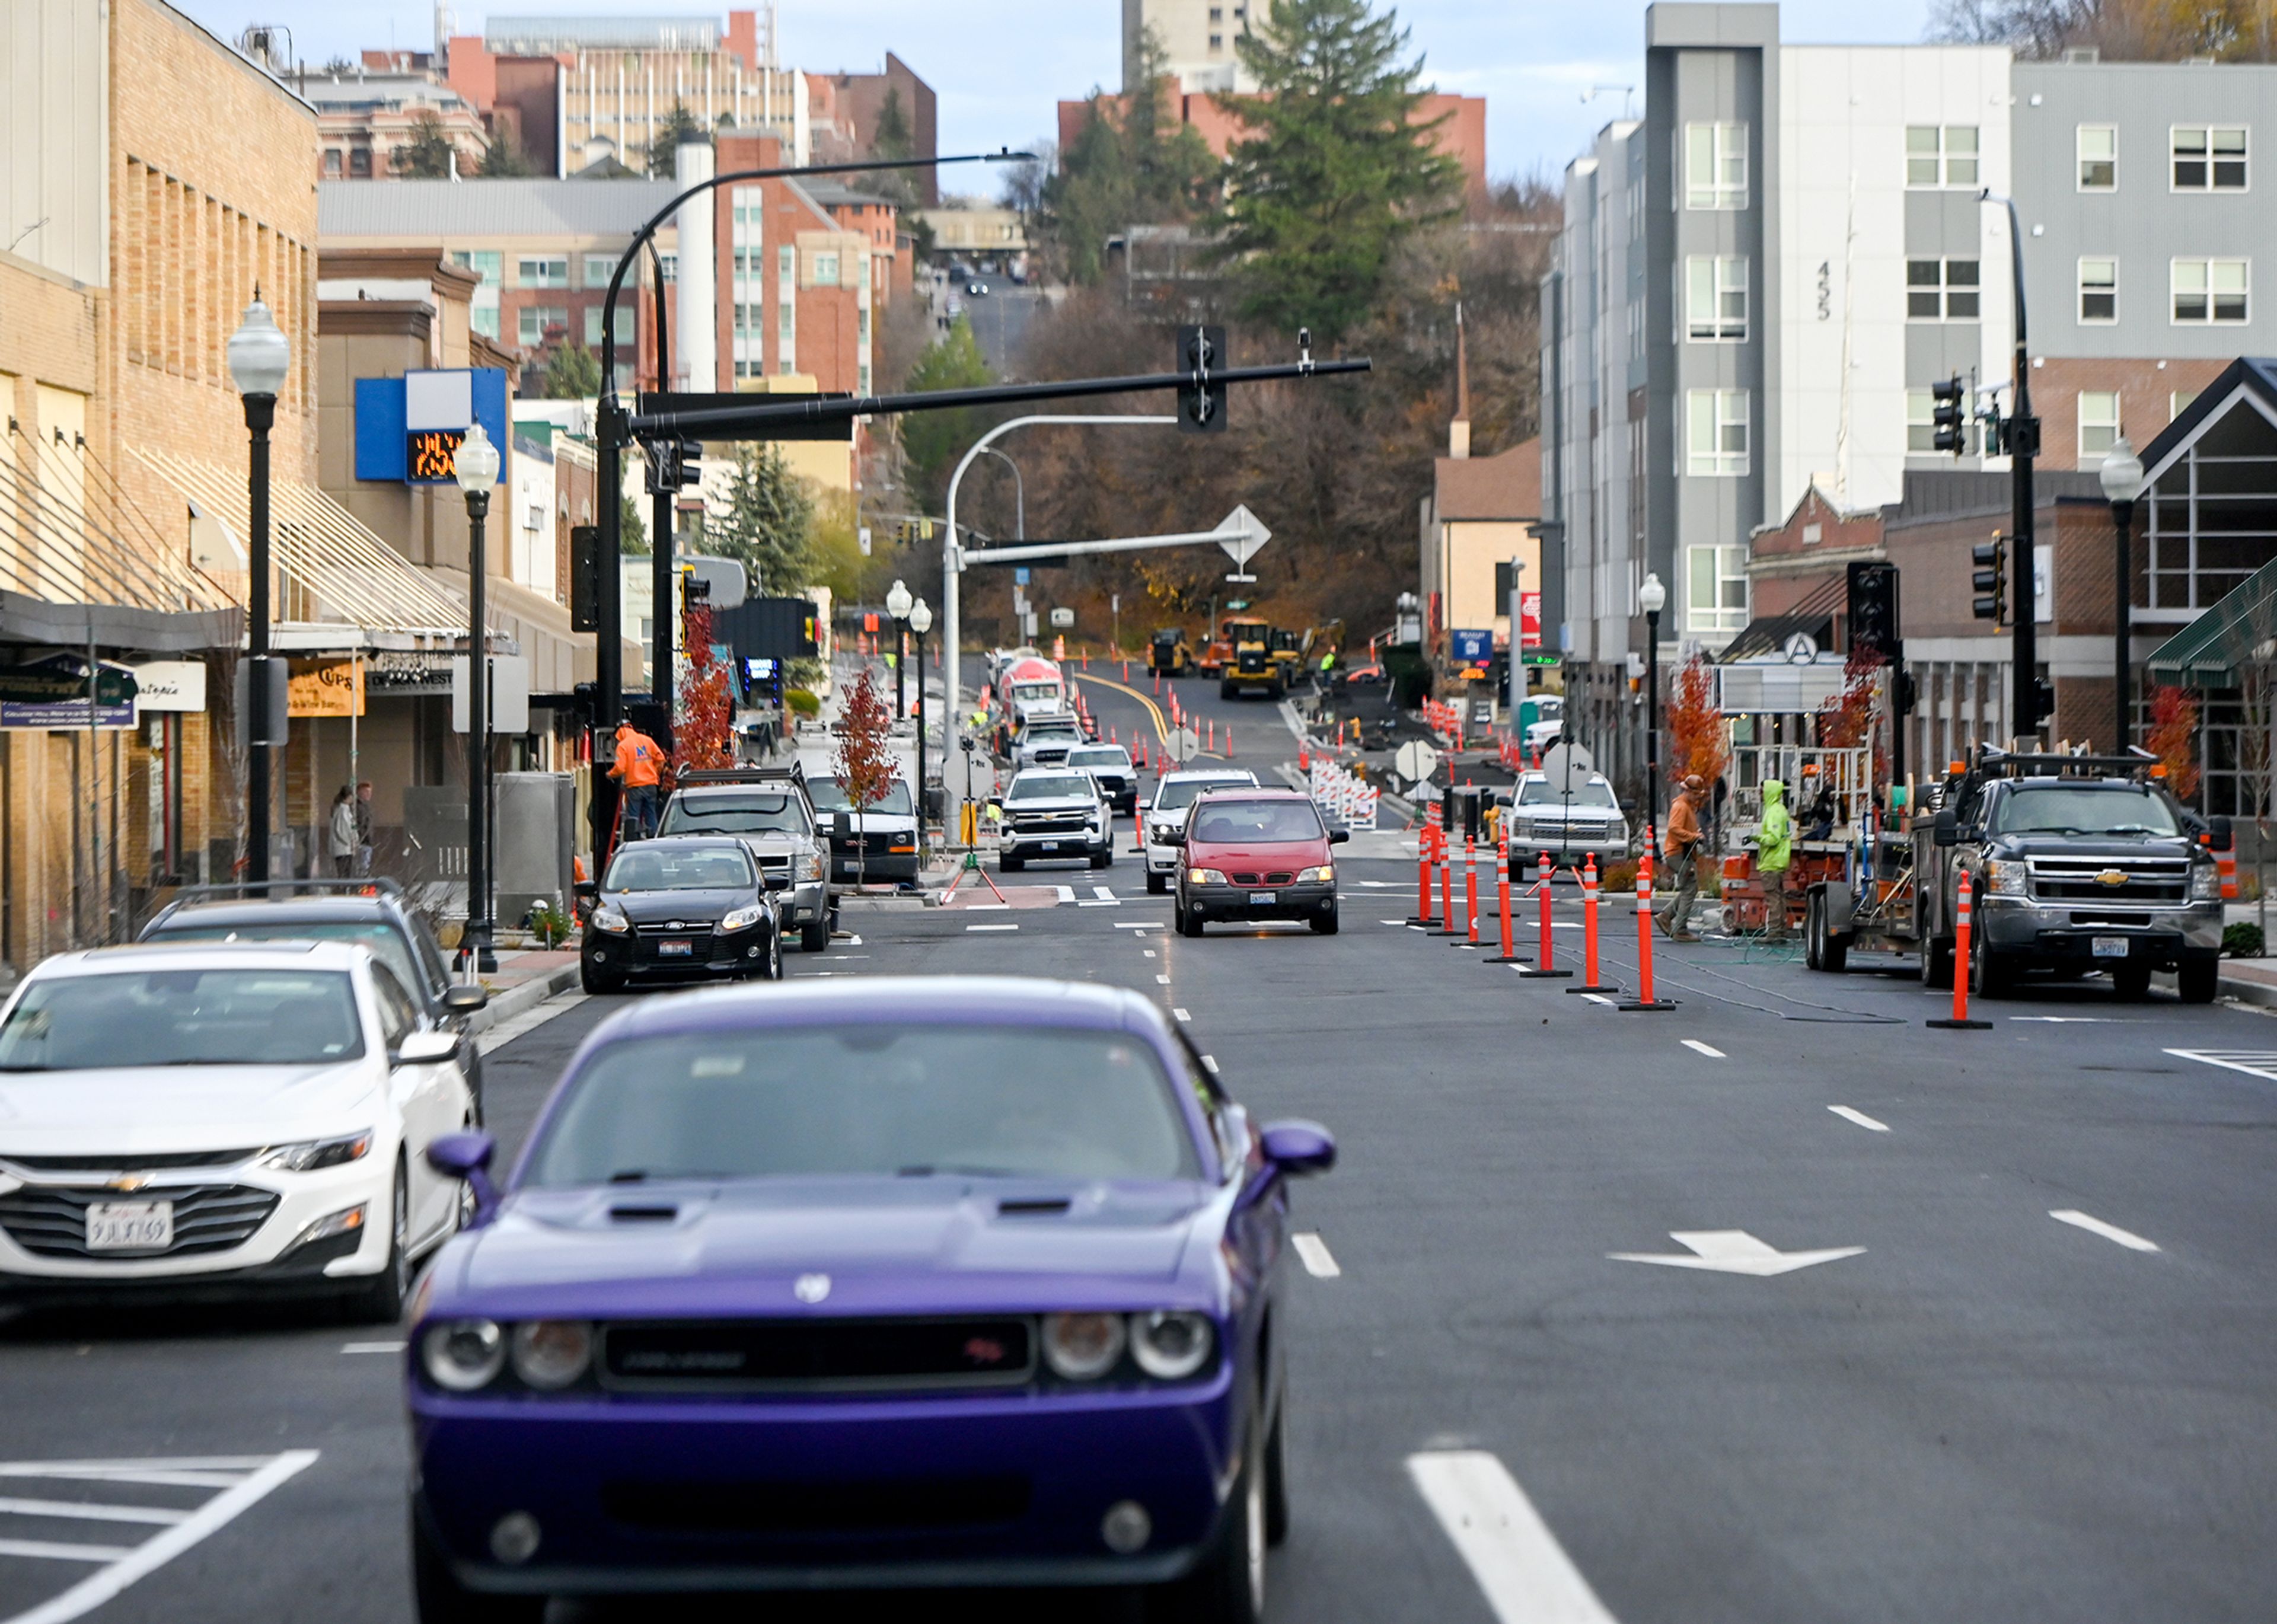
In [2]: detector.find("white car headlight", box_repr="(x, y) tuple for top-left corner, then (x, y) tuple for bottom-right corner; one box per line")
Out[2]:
(258, 1130), (373, 1173)
(589, 905), (630, 934)
(1297, 864), (1335, 883)
(2192, 863), (2221, 899)
(509, 1320), (593, 1390)
(1042, 1312), (1126, 1380)
(796, 853), (825, 882)
(422, 1318), (506, 1392)
(1188, 867), (1229, 886)
(1151, 824), (1176, 843)
(1128, 1310), (1214, 1380)
(1985, 859), (2027, 896)
(716, 903), (767, 933)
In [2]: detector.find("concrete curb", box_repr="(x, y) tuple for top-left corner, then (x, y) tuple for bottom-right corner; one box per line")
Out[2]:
(2217, 967), (2277, 1008)
(469, 963), (580, 1033)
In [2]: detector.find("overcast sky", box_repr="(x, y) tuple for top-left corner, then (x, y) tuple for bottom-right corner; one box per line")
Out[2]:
(181, 1), (1940, 192)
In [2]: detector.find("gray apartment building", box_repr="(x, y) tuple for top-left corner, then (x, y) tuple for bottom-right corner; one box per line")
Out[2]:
(1542, 2), (2277, 791)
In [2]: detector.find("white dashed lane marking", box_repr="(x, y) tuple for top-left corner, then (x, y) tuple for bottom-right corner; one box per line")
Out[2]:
(1680, 1039), (1725, 1058)
(339, 1341), (404, 1355)
(1407, 1450), (1620, 1624)
(1291, 1233), (1341, 1278)
(965, 924), (1019, 933)
(2050, 1209), (2160, 1252)
(1828, 1106), (1890, 1132)
(1172, 1007), (1192, 1022)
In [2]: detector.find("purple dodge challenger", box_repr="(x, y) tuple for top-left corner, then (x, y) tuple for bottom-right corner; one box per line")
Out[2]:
(406, 975), (1334, 1622)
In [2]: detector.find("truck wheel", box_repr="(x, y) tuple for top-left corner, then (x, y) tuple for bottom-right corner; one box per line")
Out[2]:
(1804, 894), (1825, 971)
(1969, 924), (2013, 1000)
(1822, 924), (1848, 974)
(800, 912), (830, 953)
(1147, 870), (1167, 895)
(2176, 957), (2220, 1004)
(1000, 853), (1024, 873)
(2111, 962), (2152, 1001)
(1220, 681), (1237, 701)
(1921, 937), (1954, 990)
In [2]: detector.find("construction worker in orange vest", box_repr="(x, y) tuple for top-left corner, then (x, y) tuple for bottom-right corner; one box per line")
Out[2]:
(610, 719), (665, 840)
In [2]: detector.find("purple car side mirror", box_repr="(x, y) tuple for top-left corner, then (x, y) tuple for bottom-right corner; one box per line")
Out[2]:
(1259, 1119), (1337, 1176)
(428, 1131), (502, 1223)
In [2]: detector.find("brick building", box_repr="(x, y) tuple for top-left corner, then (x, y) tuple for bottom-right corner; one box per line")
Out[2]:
(307, 69), (492, 180)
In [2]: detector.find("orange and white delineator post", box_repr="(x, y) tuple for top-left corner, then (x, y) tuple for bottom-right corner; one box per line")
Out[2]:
(1488, 826), (1522, 963)
(1438, 828), (1458, 934)
(1516, 850), (1571, 978)
(1927, 883), (1994, 1029)
(1461, 832), (1481, 945)
(1411, 824), (1436, 925)
(1564, 854), (1619, 994)
(1618, 851), (1676, 1010)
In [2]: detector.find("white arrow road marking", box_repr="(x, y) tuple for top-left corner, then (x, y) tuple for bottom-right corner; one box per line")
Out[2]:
(965, 924), (1019, 933)
(2165, 1048), (2277, 1083)
(1407, 1450), (1618, 1624)
(1828, 1106), (1889, 1132)
(0, 1450), (317, 1624)
(1608, 1230), (1865, 1277)
(1680, 1039), (1725, 1058)
(1291, 1232), (1341, 1278)
(2050, 1209), (2160, 1252)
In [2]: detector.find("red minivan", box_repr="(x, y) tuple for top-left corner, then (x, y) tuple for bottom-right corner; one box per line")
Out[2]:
(1173, 787), (1347, 936)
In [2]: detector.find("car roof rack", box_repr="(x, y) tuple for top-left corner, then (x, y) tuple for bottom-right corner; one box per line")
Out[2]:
(162, 878), (405, 902)
(1976, 746), (2158, 780)
(674, 765), (806, 787)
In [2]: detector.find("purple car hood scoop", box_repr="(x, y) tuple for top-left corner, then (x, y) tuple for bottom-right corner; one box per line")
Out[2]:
(463, 1179), (1208, 1306)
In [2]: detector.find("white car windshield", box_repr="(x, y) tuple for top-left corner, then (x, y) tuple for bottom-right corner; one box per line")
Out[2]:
(0, 969), (366, 1070)
(1153, 776), (1254, 813)
(1069, 748), (1130, 770)
(1009, 774), (1092, 802)
(1518, 779), (1618, 809)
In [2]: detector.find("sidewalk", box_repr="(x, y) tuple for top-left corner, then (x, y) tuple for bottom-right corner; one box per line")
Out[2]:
(464, 948), (579, 1030)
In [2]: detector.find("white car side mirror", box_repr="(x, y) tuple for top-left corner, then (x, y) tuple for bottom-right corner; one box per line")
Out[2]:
(393, 1029), (459, 1067)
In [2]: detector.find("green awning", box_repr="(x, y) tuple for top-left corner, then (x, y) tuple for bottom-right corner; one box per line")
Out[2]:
(2146, 554), (2277, 685)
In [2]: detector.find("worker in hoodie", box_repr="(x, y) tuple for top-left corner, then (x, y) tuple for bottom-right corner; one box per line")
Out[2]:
(1755, 778), (1794, 942)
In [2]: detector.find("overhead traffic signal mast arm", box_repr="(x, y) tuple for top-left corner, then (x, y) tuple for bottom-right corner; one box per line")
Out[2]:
(626, 358), (1375, 439)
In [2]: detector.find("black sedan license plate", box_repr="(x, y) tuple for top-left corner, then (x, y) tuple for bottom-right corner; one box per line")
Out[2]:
(658, 940), (694, 957)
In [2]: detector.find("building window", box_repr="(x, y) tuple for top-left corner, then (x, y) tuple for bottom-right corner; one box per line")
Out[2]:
(1684, 123), (1746, 210)
(779, 303), (795, 339)
(1208, 33), (1223, 49)
(584, 305), (633, 346)
(812, 251), (840, 286)
(1906, 125), (1979, 188)
(449, 249), (502, 286)
(1209, 5), (1222, 17)
(2078, 390), (2121, 461)
(2172, 257), (2249, 322)
(1685, 388), (1749, 477)
(1683, 256), (1747, 341)
(471, 307), (500, 342)
(2171, 390), (2199, 420)
(2172, 126), (2247, 190)
(518, 305), (567, 344)
(2078, 257), (2117, 323)
(323, 149), (343, 176)
(518, 256), (568, 288)
(859, 363), (872, 394)
(778, 245), (795, 280)
(2078, 125), (2116, 190)
(1907, 258), (1980, 321)
(348, 148), (371, 177)
(582, 253), (620, 289)
(1906, 387), (1937, 452)
(1687, 544), (1749, 633)
(658, 251), (677, 282)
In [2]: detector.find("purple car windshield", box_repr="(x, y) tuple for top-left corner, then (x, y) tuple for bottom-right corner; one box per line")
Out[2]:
(524, 1024), (1201, 1186)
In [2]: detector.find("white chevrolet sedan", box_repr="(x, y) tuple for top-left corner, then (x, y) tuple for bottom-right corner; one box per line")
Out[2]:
(0, 940), (473, 1321)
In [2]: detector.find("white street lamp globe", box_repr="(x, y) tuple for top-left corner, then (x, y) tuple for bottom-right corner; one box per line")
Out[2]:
(454, 420), (501, 493)
(1638, 572), (1666, 615)
(908, 598), (933, 636)
(227, 296), (291, 399)
(885, 578), (914, 620)
(2099, 435), (2146, 505)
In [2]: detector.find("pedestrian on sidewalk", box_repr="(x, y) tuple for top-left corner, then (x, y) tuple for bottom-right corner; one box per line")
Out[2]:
(610, 719), (665, 840)
(353, 780), (375, 875)
(1756, 778), (1794, 941)
(1657, 774), (1707, 943)
(327, 785), (358, 878)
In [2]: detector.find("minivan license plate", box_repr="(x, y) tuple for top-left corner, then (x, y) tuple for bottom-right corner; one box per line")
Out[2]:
(658, 940), (694, 956)
(88, 1201), (173, 1252)
(2092, 936), (2130, 959)
(1250, 891), (1277, 905)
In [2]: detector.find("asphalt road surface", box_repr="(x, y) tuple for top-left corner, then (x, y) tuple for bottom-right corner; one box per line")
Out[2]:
(6, 674), (2276, 1621)
(958, 285), (1045, 378)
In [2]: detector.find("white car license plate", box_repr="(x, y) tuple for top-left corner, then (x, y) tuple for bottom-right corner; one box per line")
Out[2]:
(1039, 841), (1059, 852)
(87, 1200), (173, 1252)
(1249, 891), (1277, 905)
(2092, 936), (2131, 959)
(658, 939), (694, 957)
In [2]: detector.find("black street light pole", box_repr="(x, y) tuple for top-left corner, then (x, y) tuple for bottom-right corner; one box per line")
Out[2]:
(2100, 436), (2146, 751)
(227, 294), (291, 886)
(1986, 192), (2045, 741)
(1639, 572), (1666, 851)
(910, 597), (933, 838)
(455, 421), (503, 974)
(885, 578), (913, 719)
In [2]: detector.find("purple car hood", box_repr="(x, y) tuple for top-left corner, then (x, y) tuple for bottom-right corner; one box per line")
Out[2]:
(436, 1176), (1223, 1320)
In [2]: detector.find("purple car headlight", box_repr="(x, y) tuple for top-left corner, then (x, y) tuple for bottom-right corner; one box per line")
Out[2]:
(1041, 1312), (1126, 1380)
(422, 1319), (506, 1391)
(510, 1321), (594, 1390)
(1128, 1310), (1214, 1380)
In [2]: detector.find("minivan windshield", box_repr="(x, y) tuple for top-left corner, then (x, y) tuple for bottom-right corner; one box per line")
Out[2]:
(1190, 800), (1326, 845)
(524, 1024), (1199, 1185)
(1992, 784), (2181, 837)
(0, 969), (366, 1070)
(1152, 776), (1254, 813)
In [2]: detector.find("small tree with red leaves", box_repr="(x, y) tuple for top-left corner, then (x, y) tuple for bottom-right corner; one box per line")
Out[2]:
(835, 666), (895, 888)
(2146, 685), (2202, 802)
(672, 605), (735, 780)
(1667, 652), (1729, 789)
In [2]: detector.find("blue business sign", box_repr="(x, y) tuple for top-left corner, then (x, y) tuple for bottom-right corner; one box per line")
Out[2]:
(1449, 628), (1493, 663)
(352, 368), (509, 486)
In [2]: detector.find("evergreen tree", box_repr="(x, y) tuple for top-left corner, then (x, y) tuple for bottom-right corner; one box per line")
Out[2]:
(897, 318), (994, 502)
(543, 340), (602, 400)
(390, 111), (458, 179)
(647, 101), (708, 176)
(619, 488), (650, 557)
(1041, 29), (1221, 283)
(477, 128), (531, 177)
(873, 87), (913, 158)
(704, 445), (817, 595)
(1210, 0), (1464, 340)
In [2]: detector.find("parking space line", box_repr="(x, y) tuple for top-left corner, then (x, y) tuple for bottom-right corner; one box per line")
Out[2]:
(2050, 1209), (2160, 1252)
(0, 1540), (134, 1564)
(1291, 1233), (1341, 1278)
(1407, 1450), (1619, 1624)
(1828, 1106), (1890, 1132)
(0, 1501), (186, 1529)
(1680, 1039), (1726, 1058)
(965, 924), (1019, 933)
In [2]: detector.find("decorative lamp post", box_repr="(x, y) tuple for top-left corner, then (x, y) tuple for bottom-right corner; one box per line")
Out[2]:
(227, 295), (291, 885)
(455, 419), (503, 973)
(1638, 571), (1667, 849)
(885, 577), (914, 719)
(909, 596), (934, 838)
(2099, 435), (2146, 751)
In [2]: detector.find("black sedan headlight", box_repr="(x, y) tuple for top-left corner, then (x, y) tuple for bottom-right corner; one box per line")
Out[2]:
(716, 902), (768, 934)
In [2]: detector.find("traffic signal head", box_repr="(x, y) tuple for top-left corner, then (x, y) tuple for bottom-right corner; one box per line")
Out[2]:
(1971, 534), (2007, 623)
(675, 436), (703, 488)
(1932, 375), (1967, 456)
(1176, 324), (1228, 433)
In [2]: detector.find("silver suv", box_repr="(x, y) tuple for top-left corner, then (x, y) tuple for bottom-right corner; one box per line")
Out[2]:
(998, 768), (1113, 872)
(656, 771), (834, 951)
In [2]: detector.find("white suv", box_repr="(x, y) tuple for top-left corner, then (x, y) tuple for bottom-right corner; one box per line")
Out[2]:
(1141, 768), (1261, 894)
(0, 941), (474, 1321)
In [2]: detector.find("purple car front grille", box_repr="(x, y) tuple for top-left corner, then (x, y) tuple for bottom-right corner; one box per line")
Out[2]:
(601, 1474), (1031, 1535)
(599, 1317), (1036, 1392)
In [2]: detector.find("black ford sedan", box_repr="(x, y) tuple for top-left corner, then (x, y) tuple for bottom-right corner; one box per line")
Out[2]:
(579, 837), (782, 994)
